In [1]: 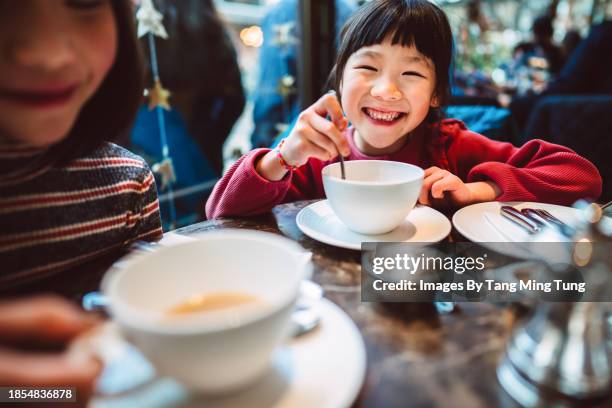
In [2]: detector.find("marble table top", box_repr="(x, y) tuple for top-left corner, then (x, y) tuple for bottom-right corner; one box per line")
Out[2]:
(174, 200), (524, 408)
(5, 199), (609, 407)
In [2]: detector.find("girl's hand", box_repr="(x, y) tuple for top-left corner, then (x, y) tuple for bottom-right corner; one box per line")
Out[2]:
(256, 92), (350, 181)
(0, 296), (102, 407)
(419, 167), (501, 207)
(281, 92), (350, 167)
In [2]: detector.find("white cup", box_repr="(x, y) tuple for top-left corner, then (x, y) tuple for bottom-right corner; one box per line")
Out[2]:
(322, 160), (424, 235)
(101, 230), (312, 394)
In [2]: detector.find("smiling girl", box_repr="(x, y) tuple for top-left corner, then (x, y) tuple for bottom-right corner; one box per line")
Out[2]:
(0, 0), (162, 285)
(206, 0), (601, 219)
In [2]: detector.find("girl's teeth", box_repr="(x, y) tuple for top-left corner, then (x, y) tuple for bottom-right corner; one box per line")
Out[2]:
(366, 108), (401, 122)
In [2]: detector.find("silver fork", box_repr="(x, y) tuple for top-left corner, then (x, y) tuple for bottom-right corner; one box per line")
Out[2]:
(521, 208), (574, 236)
(522, 208), (568, 228)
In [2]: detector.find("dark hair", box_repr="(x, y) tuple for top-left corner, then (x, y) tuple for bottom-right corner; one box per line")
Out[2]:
(533, 16), (554, 40)
(155, 0), (239, 91)
(328, 0), (453, 123)
(40, 0), (144, 168)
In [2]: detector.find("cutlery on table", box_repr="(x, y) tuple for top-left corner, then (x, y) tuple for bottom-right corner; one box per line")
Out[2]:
(339, 153), (346, 180)
(519, 208), (546, 226)
(521, 208), (574, 236)
(500, 206), (541, 234)
(601, 200), (612, 212)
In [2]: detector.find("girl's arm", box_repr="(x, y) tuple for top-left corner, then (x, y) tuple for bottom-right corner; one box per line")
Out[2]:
(449, 128), (602, 205)
(205, 149), (324, 219)
(206, 93), (349, 219)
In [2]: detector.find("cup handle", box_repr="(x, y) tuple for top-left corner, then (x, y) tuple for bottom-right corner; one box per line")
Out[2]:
(298, 251), (314, 280)
(82, 291), (109, 314)
(288, 280), (324, 338)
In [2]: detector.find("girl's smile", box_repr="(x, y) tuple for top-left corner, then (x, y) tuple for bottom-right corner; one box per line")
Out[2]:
(340, 39), (438, 156)
(362, 107), (406, 126)
(0, 0), (117, 147)
(0, 83), (79, 109)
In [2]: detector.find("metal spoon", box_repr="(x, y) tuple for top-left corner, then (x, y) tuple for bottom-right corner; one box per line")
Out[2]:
(326, 90), (346, 180)
(339, 153), (346, 180)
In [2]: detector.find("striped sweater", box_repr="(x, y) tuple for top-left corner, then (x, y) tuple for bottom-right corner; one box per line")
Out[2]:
(0, 142), (163, 287)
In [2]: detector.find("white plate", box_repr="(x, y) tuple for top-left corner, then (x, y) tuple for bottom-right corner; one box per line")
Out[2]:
(296, 200), (451, 250)
(90, 298), (366, 408)
(452, 201), (580, 243)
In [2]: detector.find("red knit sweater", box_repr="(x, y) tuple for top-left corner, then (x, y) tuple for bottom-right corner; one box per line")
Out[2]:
(206, 119), (601, 219)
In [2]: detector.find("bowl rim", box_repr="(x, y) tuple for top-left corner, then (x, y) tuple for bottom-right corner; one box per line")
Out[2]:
(322, 160), (424, 186)
(101, 229), (312, 335)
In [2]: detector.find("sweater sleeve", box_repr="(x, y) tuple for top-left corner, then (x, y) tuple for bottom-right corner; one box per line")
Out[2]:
(447, 130), (602, 205)
(131, 169), (164, 242)
(205, 149), (322, 219)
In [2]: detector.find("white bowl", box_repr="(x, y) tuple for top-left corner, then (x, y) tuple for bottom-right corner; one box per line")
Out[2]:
(322, 160), (424, 235)
(101, 230), (312, 394)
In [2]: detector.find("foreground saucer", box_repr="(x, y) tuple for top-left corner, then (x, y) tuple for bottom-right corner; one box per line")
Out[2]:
(91, 298), (366, 408)
(296, 200), (451, 250)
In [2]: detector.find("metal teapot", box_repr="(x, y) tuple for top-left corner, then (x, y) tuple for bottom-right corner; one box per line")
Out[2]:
(497, 201), (612, 407)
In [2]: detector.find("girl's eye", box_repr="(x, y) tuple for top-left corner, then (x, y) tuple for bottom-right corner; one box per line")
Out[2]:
(65, 0), (105, 10)
(355, 65), (377, 72)
(402, 71), (426, 78)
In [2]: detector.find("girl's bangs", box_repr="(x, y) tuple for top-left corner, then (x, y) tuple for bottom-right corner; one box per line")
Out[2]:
(347, 3), (440, 64)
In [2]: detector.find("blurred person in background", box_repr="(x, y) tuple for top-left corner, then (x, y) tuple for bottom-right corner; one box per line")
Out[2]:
(530, 15), (565, 75)
(250, 0), (355, 148)
(560, 29), (582, 62)
(154, 0), (245, 176)
(510, 20), (612, 134)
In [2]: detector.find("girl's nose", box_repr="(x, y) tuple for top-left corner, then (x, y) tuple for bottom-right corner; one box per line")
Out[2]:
(370, 78), (402, 101)
(5, 8), (76, 71)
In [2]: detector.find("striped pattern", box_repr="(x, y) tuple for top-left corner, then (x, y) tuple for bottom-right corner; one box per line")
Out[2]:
(0, 173), (155, 214)
(0, 143), (163, 287)
(65, 157), (148, 171)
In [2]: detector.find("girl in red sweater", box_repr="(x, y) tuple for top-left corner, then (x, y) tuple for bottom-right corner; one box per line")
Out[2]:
(206, 0), (601, 219)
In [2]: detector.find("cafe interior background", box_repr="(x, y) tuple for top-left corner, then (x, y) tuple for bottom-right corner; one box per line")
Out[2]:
(2, 1), (611, 406)
(128, 0), (612, 230)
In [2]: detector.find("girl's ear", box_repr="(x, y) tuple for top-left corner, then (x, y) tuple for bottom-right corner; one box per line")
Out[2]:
(430, 94), (440, 108)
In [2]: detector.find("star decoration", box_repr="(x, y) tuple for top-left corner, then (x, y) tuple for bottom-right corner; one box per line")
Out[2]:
(136, 0), (168, 39)
(271, 22), (298, 46)
(146, 79), (171, 111)
(152, 158), (176, 190)
(278, 75), (296, 97)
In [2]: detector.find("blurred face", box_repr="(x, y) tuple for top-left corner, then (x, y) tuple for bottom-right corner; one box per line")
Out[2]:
(0, 0), (117, 147)
(340, 39), (438, 155)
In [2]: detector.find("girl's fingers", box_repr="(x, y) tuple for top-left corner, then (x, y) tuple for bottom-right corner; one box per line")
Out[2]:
(300, 135), (334, 162)
(307, 114), (350, 156)
(0, 296), (99, 344)
(313, 92), (347, 131)
(418, 193), (430, 206)
(431, 175), (459, 199)
(423, 166), (440, 177)
(419, 170), (446, 204)
(0, 347), (102, 405)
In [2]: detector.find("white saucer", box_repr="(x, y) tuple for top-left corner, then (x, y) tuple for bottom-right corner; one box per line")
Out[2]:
(90, 298), (366, 408)
(296, 200), (451, 250)
(452, 201), (580, 243)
